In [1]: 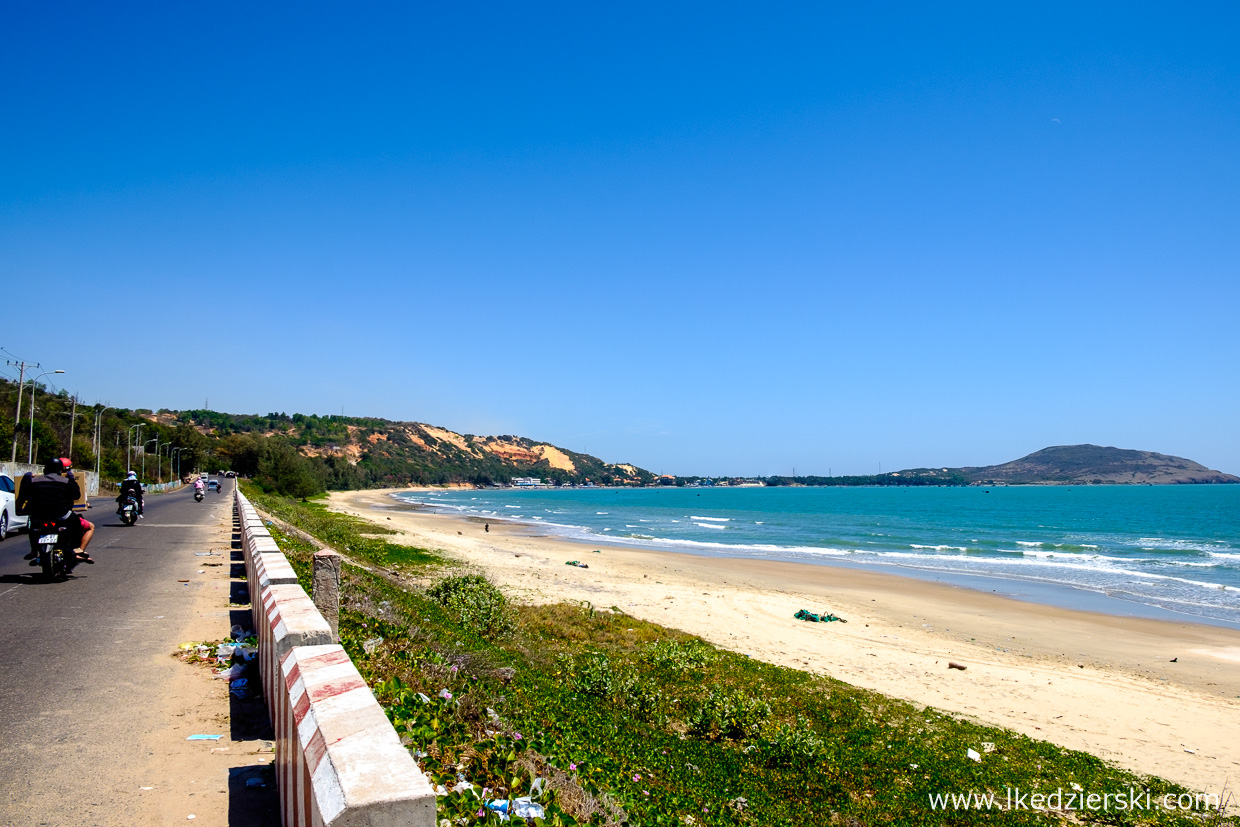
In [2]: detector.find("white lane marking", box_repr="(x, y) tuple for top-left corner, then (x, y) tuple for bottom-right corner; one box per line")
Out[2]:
(0, 585), (21, 599)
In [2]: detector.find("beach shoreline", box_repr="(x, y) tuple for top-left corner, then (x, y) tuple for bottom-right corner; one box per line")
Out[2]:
(329, 487), (1240, 800)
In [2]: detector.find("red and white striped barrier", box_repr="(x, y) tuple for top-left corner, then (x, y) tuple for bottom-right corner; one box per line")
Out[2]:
(256, 582), (335, 725)
(276, 644), (435, 826)
(235, 490), (434, 826)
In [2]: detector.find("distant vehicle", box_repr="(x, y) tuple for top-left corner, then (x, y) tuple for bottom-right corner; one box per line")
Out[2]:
(0, 474), (30, 540)
(224, 471), (236, 478)
(207, 479), (221, 492)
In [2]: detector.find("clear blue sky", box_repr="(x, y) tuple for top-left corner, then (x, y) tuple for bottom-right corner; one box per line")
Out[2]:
(4, 3), (1238, 476)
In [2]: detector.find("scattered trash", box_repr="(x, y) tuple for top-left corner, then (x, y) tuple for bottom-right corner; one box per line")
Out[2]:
(591, 549), (601, 553)
(1170, 657), (1178, 662)
(245, 777), (266, 788)
(438, 688), (453, 700)
(485, 800), (509, 819)
(1184, 748), (1197, 754)
(362, 637), (384, 655)
(967, 748), (981, 762)
(216, 644), (236, 661)
(177, 579), (190, 583)
(230, 678), (249, 698)
(187, 734), (223, 741)
(565, 560), (589, 568)
(140, 786), (154, 790)
(794, 609), (846, 623)
(230, 625), (254, 639)
(512, 798), (545, 819)
(215, 664), (245, 681)
(948, 662), (968, 671)
(982, 742), (996, 753)
(187, 816), (195, 821)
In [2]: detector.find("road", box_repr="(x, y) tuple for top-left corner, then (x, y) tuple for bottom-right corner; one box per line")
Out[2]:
(0, 479), (278, 826)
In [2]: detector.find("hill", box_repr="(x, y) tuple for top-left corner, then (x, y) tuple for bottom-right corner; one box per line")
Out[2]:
(901, 444), (1238, 486)
(163, 409), (655, 489)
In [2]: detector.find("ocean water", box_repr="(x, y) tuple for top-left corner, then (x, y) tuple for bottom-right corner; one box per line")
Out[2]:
(394, 485), (1240, 626)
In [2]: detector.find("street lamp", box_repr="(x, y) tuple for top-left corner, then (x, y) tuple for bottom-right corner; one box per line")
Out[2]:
(27, 369), (65, 464)
(141, 438), (157, 481)
(171, 447), (186, 483)
(94, 406), (113, 478)
(127, 424), (143, 474)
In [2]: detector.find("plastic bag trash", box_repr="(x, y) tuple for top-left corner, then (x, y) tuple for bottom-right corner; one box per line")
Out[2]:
(417, 692), (431, 704)
(967, 748), (982, 762)
(232, 644), (256, 661)
(230, 678), (249, 698)
(215, 664), (245, 681)
(230, 625), (253, 639)
(245, 777), (266, 788)
(186, 734), (223, 741)
(216, 644), (236, 661)
(362, 636), (384, 655)
(512, 798), (544, 819)
(484, 800), (509, 820)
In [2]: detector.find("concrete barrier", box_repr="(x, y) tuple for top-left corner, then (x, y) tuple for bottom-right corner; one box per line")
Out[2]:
(277, 645), (436, 826)
(235, 490), (434, 826)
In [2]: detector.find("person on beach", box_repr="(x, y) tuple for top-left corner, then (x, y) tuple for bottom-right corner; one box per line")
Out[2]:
(485, 523), (490, 532)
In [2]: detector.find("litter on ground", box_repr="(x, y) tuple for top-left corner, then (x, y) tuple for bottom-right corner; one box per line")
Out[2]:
(794, 609), (846, 623)
(565, 560), (589, 568)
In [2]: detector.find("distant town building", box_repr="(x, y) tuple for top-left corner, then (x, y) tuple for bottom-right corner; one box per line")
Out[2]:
(511, 477), (542, 487)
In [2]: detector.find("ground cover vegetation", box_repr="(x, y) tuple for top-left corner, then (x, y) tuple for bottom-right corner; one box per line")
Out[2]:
(244, 484), (1227, 826)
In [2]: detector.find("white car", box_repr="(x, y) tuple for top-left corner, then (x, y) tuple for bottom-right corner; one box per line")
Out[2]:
(0, 474), (30, 540)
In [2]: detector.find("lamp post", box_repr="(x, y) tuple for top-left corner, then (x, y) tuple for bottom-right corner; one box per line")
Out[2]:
(141, 438), (157, 482)
(94, 406), (112, 478)
(27, 369), (65, 464)
(127, 424), (143, 474)
(171, 447), (186, 483)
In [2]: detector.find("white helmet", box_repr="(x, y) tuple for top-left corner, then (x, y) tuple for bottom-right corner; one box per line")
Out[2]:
(126, 472), (138, 480)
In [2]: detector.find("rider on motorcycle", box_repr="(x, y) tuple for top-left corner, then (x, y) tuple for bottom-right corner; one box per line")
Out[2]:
(193, 477), (205, 496)
(116, 471), (144, 517)
(16, 458), (95, 569)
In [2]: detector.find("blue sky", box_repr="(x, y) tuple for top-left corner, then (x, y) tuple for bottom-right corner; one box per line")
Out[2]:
(4, 3), (1238, 476)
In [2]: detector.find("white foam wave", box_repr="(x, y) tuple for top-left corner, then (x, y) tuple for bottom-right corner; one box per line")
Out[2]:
(910, 544), (968, 552)
(690, 516), (730, 522)
(695, 522), (728, 530)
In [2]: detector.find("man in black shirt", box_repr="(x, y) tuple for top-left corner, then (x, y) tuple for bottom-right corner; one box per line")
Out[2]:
(16, 458), (95, 569)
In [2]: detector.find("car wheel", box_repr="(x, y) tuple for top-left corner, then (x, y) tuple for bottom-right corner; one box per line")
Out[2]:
(0, 511), (8, 541)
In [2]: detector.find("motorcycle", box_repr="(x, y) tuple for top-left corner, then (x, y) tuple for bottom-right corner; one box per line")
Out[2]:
(194, 488), (204, 502)
(120, 495), (140, 526)
(32, 517), (72, 582)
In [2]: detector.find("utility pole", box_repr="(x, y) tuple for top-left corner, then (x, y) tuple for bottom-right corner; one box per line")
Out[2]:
(6, 359), (36, 462)
(67, 395), (77, 460)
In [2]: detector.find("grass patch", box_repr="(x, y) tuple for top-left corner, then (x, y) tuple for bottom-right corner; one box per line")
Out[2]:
(241, 482), (441, 570)
(255, 487), (1230, 826)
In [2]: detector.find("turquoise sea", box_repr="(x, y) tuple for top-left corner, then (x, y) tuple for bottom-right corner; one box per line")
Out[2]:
(395, 485), (1240, 626)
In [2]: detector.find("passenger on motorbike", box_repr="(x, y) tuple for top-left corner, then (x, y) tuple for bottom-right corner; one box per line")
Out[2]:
(16, 458), (96, 569)
(116, 471), (144, 517)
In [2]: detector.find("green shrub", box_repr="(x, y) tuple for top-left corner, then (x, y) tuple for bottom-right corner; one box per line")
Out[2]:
(564, 651), (636, 700)
(641, 638), (715, 673)
(758, 715), (826, 766)
(426, 574), (513, 638)
(687, 688), (771, 740)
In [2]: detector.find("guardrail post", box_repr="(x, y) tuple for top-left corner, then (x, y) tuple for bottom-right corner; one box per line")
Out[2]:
(312, 550), (342, 641)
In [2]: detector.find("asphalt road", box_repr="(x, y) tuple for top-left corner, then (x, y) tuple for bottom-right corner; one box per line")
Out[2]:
(0, 480), (277, 826)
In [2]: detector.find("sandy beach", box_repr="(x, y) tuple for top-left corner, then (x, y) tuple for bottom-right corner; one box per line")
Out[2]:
(329, 488), (1240, 801)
